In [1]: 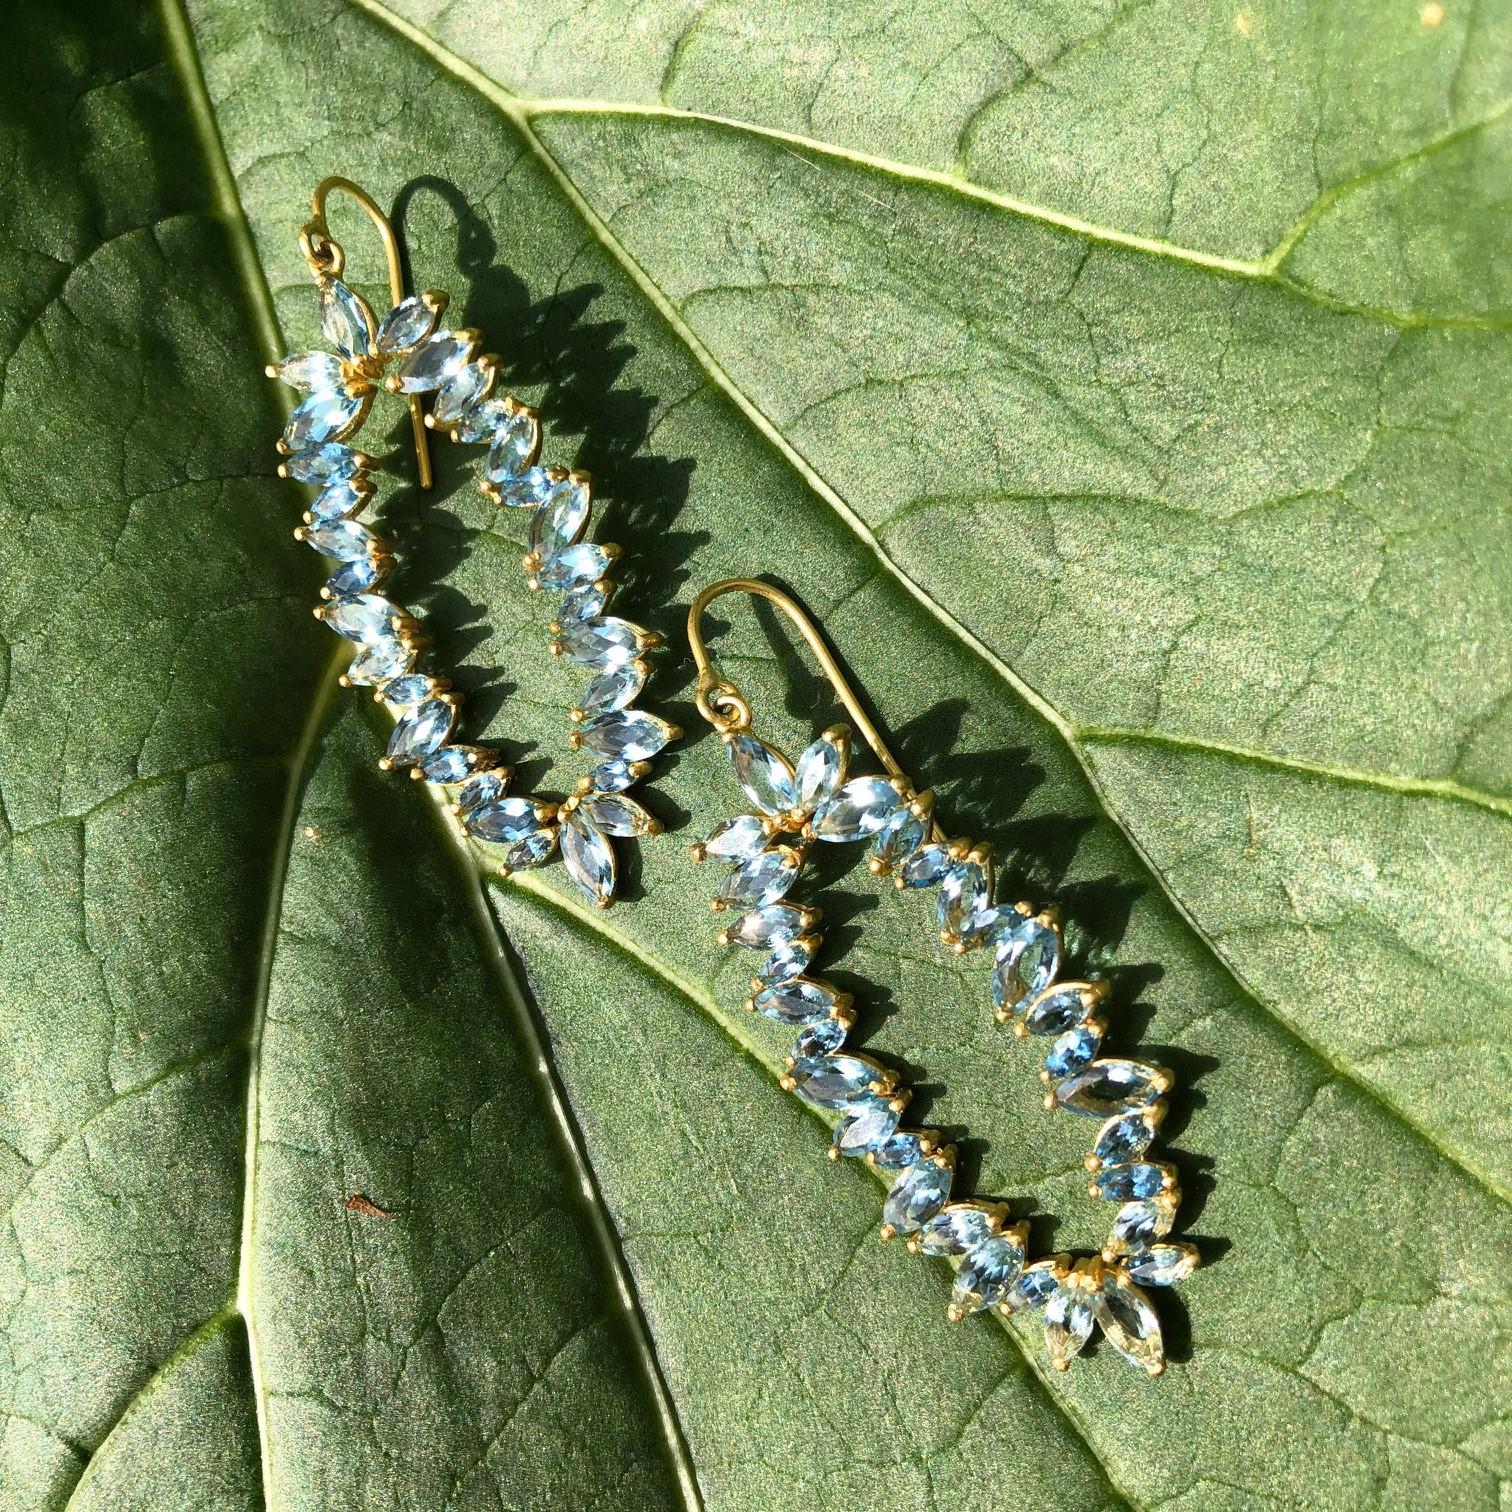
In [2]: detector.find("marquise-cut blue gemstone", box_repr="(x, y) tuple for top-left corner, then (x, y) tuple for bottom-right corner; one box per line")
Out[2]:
(319, 278), (373, 358)
(1110, 1198), (1176, 1250)
(1045, 1023), (1101, 1078)
(485, 413), (540, 484)
(993, 917), (1062, 1011)
(325, 556), (388, 596)
(720, 849), (797, 910)
(758, 934), (815, 982)
(456, 770), (508, 818)
(375, 294), (437, 355)
(557, 617), (643, 668)
(306, 479), (367, 523)
(432, 361), (491, 424)
(813, 777), (904, 842)
(951, 1233), (1024, 1316)
(380, 674), (433, 709)
(833, 1094), (900, 1157)
(579, 662), (644, 717)
(1006, 1260), (1063, 1313)
(1094, 1112), (1157, 1168)
(872, 806), (926, 869)
(283, 388), (364, 451)
(504, 827), (557, 871)
(560, 581), (609, 625)
(1053, 1060), (1164, 1119)
(727, 903), (805, 948)
(916, 1205), (993, 1257)
(786, 1054), (881, 1110)
(701, 815), (769, 862)
(454, 396), (508, 444)
(727, 734), (796, 816)
(792, 734), (846, 812)
(1092, 1162), (1169, 1202)
(303, 519), (376, 561)
(392, 332), (471, 393)
(531, 479), (591, 559)
(537, 542), (610, 590)
(578, 709), (673, 763)
(588, 759), (637, 793)
(937, 859), (990, 936)
(561, 814), (615, 905)
(465, 796), (540, 844)
(1094, 1269), (1164, 1373)
(345, 635), (414, 686)
(1122, 1243), (1198, 1287)
(1024, 985), (1093, 1036)
(883, 1160), (951, 1233)
(1044, 1284), (1095, 1367)
(322, 594), (402, 643)
(285, 443), (362, 485)
(899, 844), (951, 889)
(750, 978), (836, 1024)
(270, 350), (345, 391)
(873, 1132), (926, 1170)
(792, 1018), (847, 1059)
(419, 746), (477, 784)
(578, 792), (655, 838)
(386, 698), (454, 767)
(496, 465), (552, 508)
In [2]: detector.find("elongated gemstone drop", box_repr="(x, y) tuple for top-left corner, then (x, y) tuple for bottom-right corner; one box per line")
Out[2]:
(345, 635), (414, 686)
(306, 479), (369, 523)
(699, 815), (769, 863)
(319, 278), (374, 358)
(749, 977), (839, 1024)
(302, 518), (379, 561)
(1108, 1195), (1178, 1252)
(727, 734), (796, 816)
(883, 1159), (951, 1235)
(1045, 1023), (1101, 1078)
(325, 556), (388, 596)
(496, 465), (552, 509)
(812, 777), (904, 841)
(556, 617), (644, 668)
(1090, 1162), (1173, 1202)
(271, 351), (345, 391)
(284, 388), (365, 450)
(577, 709), (674, 762)
(537, 542), (611, 590)
(578, 662), (645, 718)
(455, 396), (508, 444)
(456, 770), (509, 819)
(284, 442), (363, 485)
(1092, 1111), (1160, 1169)
(376, 294), (438, 354)
(873, 1132), (926, 1170)
(385, 698), (455, 768)
(785, 1054), (886, 1110)
(393, 332), (472, 392)
(1044, 1283), (1095, 1369)
(725, 903), (806, 949)
(433, 360), (492, 424)
(1053, 1060), (1166, 1118)
(531, 478), (591, 559)
(899, 844), (952, 889)
(464, 796), (542, 845)
(1122, 1243), (1198, 1287)
(420, 746), (485, 785)
(833, 1094), (900, 1157)
(1005, 1258), (1066, 1313)
(916, 1204), (994, 1257)
(380, 673), (435, 709)
(937, 858), (989, 937)
(588, 759), (638, 793)
(579, 792), (657, 838)
(720, 848), (799, 910)
(791, 731), (847, 812)
(1023, 983), (1098, 1036)
(485, 411), (540, 482)
(1094, 1268), (1164, 1373)
(560, 580), (610, 625)
(950, 1232), (1025, 1318)
(792, 1018), (848, 1059)
(758, 934), (816, 982)
(872, 805), (926, 871)
(994, 916), (1062, 1011)
(320, 594), (403, 643)
(561, 813), (616, 905)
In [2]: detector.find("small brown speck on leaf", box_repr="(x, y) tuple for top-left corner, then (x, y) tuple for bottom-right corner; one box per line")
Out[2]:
(344, 1194), (394, 1219)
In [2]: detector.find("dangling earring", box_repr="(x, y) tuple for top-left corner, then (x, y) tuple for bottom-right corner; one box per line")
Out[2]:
(267, 177), (676, 907)
(686, 579), (1197, 1375)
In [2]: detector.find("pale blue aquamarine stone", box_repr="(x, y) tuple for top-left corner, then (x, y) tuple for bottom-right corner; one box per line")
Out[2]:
(537, 542), (610, 590)
(433, 360), (492, 424)
(1044, 1283), (1095, 1368)
(883, 1159), (950, 1233)
(392, 331), (471, 393)
(325, 556), (388, 596)
(726, 903), (805, 948)
(916, 1205), (992, 1257)
(699, 815), (768, 862)
(321, 594), (402, 643)
(993, 917), (1062, 1011)
(957, 904), (1021, 951)
(588, 759), (638, 793)
(530, 479), (590, 558)
(386, 698), (454, 767)
(792, 1018), (847, 1059)
(791, 734), (845, 812)
(579, 662), (643, 717)
(465, 796), (541, 844)
(456, 770), (508, 818)
(454, 395), (508, 444)
(319, 279), (373, 358)
(936, 859), (989, 936)
(285, 443), (362, 485)
(306, 479), (367, 523)
(786, 1054), (880, 1110)
(504, 827), (558, 870)
(1045, 1023), (1100, 1078)
(899, 844), (951, 889)
(557, 617), (643, 668)
(283, 389), (365, 451)
(813, 777), (904, 842)
(561, 813), (615, 905)
(1006, 1259), (1063, 1313)
(1023, 985), (1092, 1036)
(719, 849), (797, 910)
(750, 977), (835, 1024)
(1091, 1162), (1169, 1202)
(951, 1233), (1024, 1316)
(578, 708), (673, 762)
(728, 734), (796, 816)
(1093, 1111), (1157, 1168)
(272, 350), (346, 392)
(872, 1132), (925, 1170)
(1109, 1198), (1176, 1250)
(496, 465), (551, 507)
(485, 413), (540, 483)
(420, 746), (478, 785)
(578, 792), (655, 837)
(303, 518), (377, 561)
(833, 1094), (900, 1157)
(375, 294), (437, 355)
(758, 935), (814, 982)
(560, 580), (609, 624)
(1053, 1060), (1164, 1118)
(1093, 1268), (1164, 1373)
(345, 635), (414, 686)
(1122, 1243), (1197, 1287)
(379, 674), (433, 708)
(872, 806), (926, 869)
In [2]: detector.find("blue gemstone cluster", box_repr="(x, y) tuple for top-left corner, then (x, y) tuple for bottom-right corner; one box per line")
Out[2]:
(270, 274), (676, 907)
(696, 722), (1196, 1374)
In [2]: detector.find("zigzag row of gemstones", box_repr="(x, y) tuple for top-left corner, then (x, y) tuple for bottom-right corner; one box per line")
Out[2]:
(269, 272), (677, 907)
(693, 724), (1196, 1375)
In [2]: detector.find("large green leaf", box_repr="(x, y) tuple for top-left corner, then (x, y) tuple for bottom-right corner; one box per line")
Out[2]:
(3, 0), (1508, 1507)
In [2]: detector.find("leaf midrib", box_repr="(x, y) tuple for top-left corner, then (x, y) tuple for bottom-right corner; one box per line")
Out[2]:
(340, 0), (1512, 1209)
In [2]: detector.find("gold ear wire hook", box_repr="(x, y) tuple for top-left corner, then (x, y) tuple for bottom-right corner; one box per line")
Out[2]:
(686, 578), (913, 787)
(300, 175), (433, 490)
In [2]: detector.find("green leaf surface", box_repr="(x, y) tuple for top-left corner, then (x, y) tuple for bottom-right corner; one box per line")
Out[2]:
(2, 0), (1508, 1507)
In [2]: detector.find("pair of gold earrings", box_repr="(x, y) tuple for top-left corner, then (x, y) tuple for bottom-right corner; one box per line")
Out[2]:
(270, 180), (1196, 1377)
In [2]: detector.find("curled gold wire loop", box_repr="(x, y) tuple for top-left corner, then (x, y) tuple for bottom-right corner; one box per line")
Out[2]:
(300, 175), (432, 488)
(685, 578), (912, 785)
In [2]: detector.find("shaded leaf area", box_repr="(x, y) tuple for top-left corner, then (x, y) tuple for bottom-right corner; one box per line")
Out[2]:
(196, 0), (1512, 1502)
